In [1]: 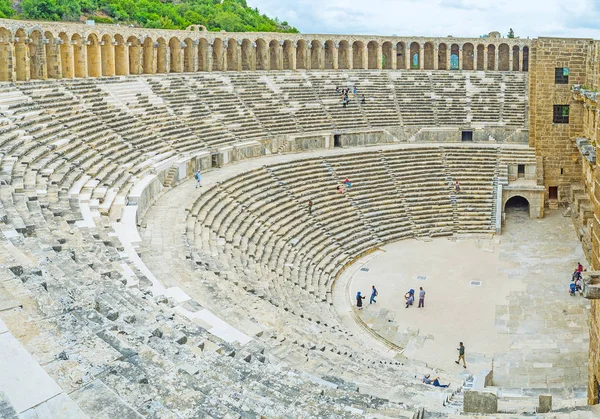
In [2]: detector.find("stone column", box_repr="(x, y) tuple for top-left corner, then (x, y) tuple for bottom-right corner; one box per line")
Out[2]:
(47, 39), (62, 79)
(37, 38), (49, 79)
(391, 43), (397, 70)
(458, 47), (463, 70)
(0, 42), (16, 82)
(306, 44), (312, 70)
(518, 46), (523, 72)
(362, 46), (369, 69)
(250, 42), (257, 71)
(179, 41), (185, 73)
(332, 42), (339, 70)
(152, 43), (158, 74)
(191, 41), (199, 72)
(206, 45), (212, 72)
(483, 47), (488, 70)
(419, 46), (424, 69)
(162, 45), (168, 74)
(277, 41), (284, 70)
(433, 42), (439, 70)
(290, 41), (297, 70)
(494, 46), (499, 70)
(509, 47), (514, 72)
(235, 40), (242, 71)
(446, 49), (451, 71)
(376, 44), (383, 69)
(73, 39), (87, 78)
(473, 47), (478, 70)
(405, 43), (411, 69)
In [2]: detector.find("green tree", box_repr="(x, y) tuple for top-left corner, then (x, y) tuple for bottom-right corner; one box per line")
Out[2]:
(0, 0), (14, 18)
(507, 28), (515, 38)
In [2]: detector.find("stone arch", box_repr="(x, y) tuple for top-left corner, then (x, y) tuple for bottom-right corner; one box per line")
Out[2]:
(324, 40), (335, 70)
(86, 33), (101, 78)
(184, 38), (195, 72)
(226, 38), (238, 71)
(450, 43), (460, 70)
(504, 195), (531, 219)
(338, 40), (350, 70)
(256, 38), (267, 70)
(282, 40), (294, 70)
(168, 37), (181, 72)
(269, 39), (280, 70)
(396, 42), (406, 69)
(197, 38), (208, 71)
(498, 43), (510, 71)
(71, 33), (86, 78)
(409, 42), (420, 69)
(29, 30), (45, 80)
(143, 36), (154, 74)
(296, 39), (307, 70)
(423, 41), (434, 70)
(128, 36), (141, 74)
(367, 40), (378, 69)
(487, 44), (496, 70)
(352, 40), (364, 69)
(352, 41), (365, 69)
(212, 38), (223, 71)
(382, 41), (393, 69)
(476, 44), (485, 70)
(463, 43), (474, 70)
(523, 46), (529, 71)
(240, 39), (252, 71)
(114, 34), (128, 75)
(311, 40), (322, 70)
(15, 28), (29, 81)
(0, 28), (12, 81)
(512, 45), (520, 71)
(59, 32), (73, 78)
(101, 34), (115, 76)
(438, 43), (447, 70)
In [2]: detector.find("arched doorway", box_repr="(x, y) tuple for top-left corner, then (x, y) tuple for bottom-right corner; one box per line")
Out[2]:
(296, 40), (307, 70)
(512, 46), (520, 71)
(311, 40), (322, 69)
(396, 42), (405, 69)
(282, 40), (294, 70)
(86, 33), (101, 78)
(338, 40), (350, 69)
(463, 43), (474, 70)
(71, 34), (86, 78)
(29, 30), (45, 80)
(522, 46), (529, 72)
(450, 44), (460, 70)
(142, 37), (154, 74)
(504, 195), (530, 220)
(114, 35), (127, 75)
(269, 40), (280, 70)
(226, 38), (238, 71)
(256, 39), (267, 70)
(382, 41), (393, 69)
(59, 32), (73, 78)
(212, 38), (223, 71)
(476, 44), (485, 70)
(324, 40), (335, 69)
(0, 28), (12, 81)
(128, 36), (141, 74)
(352, 41), (364, 69)
(498, 43), (510, 71)
(424, 42), (434, 70)
(487, 44), (496, 70)
(197, 38), (208, 71)
(409, 42), (420, 69)
(241, 39), (252, 71)
(438, 43), (447, 70)
(14, 29), (29, 81)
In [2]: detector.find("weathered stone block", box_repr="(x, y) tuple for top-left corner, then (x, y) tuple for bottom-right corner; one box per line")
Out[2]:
(463, 391), (497, 414)
(538, 394), (552, 413)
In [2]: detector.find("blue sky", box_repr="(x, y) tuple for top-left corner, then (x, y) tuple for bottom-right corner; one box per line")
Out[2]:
(249, 0), (600, 38)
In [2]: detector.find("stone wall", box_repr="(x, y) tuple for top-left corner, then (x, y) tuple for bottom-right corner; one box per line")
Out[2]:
(529, 38), (589, 204)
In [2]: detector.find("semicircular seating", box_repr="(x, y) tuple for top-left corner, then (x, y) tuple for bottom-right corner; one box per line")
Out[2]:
(0, 71), (538, 417)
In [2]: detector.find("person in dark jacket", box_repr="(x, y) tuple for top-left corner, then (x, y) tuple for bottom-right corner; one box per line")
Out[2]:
(356, 291), (365, 310)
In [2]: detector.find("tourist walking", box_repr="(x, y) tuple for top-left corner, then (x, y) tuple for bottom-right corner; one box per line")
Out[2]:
(356, 291), (365, 310)
(345, 177), (352, 188)
(370, 285), (378, 304)
(418, 287), (425, 308)
(195, 170), (202, 188)
(455, 181), (461, 193)
(361, 94), (366, 104)
(455, 342), (467, 368)
(422, 374), (449, 388)
(308, 199), (313, 215)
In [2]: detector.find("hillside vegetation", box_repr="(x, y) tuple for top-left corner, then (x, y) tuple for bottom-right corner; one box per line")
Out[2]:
(0, 0), (298, 33)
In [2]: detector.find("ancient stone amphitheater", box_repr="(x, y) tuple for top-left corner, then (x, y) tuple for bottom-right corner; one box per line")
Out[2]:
(0, 18), (600, 418)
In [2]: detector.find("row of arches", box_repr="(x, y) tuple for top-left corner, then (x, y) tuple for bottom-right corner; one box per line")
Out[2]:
(0, 27), (530, 82)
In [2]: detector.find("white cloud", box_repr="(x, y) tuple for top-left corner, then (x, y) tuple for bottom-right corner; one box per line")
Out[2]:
(248, 0), (600, 39)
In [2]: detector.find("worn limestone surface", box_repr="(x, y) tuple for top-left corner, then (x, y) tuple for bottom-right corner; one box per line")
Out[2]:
(463, 390), (498, 414)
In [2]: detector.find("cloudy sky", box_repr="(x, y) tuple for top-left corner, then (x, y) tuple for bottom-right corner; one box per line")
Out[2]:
(249, 0), (600, 39)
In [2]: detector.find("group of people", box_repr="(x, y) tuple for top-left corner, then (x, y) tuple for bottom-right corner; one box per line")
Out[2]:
(336, 86), (366, 107)
(404, 287), (426, 308)
(569, 262), (584, 295)
(336, 177), (352, 194)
